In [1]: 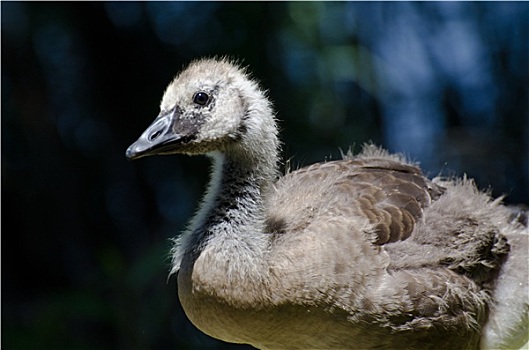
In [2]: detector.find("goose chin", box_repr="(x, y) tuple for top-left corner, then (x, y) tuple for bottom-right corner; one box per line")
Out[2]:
(126, 134), (197, 160)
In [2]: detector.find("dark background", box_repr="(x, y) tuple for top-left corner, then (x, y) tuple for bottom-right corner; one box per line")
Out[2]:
(2, 2), (528, 349)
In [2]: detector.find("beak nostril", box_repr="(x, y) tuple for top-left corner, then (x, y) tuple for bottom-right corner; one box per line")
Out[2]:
(149, 129), (163, 141)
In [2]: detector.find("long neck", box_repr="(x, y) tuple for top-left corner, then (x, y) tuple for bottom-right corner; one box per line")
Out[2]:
(173, 132), (279, 299)
(204, 150), (274, 260)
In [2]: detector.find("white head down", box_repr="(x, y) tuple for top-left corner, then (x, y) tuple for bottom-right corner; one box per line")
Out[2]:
(126, 58), (279, 165)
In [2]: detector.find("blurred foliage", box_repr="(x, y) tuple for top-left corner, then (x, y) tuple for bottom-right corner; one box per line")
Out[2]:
(2, 2), (528, 349)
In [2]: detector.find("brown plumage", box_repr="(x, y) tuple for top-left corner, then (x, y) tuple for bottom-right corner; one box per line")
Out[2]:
(126, 58), (528, 349)
(266, 153), (446, 244)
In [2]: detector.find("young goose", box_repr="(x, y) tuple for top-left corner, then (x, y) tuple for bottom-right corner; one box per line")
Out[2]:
(126, 58), (528, 349)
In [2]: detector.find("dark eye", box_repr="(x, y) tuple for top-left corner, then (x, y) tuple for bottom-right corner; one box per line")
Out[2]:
(193, 92), (210, 106)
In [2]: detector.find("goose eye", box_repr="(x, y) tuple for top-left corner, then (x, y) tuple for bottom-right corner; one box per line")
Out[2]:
(193, 92), (210, 106)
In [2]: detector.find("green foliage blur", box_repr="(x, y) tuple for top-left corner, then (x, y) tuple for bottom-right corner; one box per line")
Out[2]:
(2, 2), (528, 349)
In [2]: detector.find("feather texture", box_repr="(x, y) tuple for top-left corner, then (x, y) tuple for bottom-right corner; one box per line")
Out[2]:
(126, 58), (528, 350)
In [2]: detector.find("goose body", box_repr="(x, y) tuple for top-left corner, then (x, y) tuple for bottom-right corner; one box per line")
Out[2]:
(126, 58), (528, 349)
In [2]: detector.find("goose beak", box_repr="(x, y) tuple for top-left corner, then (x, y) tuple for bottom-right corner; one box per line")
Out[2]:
(126, 107), (197, 160)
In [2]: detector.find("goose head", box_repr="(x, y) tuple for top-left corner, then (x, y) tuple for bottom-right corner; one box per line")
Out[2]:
(126, 58), (278, 161)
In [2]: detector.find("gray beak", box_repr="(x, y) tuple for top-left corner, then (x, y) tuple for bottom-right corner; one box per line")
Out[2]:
(126, 107), (195, 160)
